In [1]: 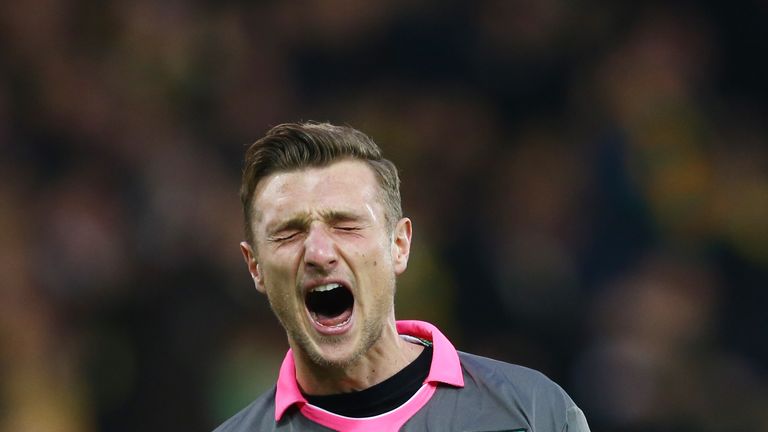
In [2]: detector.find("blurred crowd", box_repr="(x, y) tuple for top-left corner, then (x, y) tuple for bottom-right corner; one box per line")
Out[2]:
(1, 1), (767, 431)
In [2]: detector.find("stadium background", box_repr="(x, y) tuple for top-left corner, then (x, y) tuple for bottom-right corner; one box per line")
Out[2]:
(1, 1), (767, 431)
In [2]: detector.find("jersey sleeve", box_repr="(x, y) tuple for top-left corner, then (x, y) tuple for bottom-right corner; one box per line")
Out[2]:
(564, 404), (591, 432)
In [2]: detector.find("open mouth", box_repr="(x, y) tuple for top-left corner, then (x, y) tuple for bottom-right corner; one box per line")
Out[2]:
(305, 283), (354, 328)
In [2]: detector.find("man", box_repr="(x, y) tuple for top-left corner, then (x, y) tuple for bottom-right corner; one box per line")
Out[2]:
(215, 122), (590, 431)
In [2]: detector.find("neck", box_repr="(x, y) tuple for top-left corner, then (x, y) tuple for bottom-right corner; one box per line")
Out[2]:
(293, 321), (424, 396)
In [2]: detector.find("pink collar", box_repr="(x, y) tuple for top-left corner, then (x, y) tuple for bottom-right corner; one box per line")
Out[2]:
(274, 320), (464, 421)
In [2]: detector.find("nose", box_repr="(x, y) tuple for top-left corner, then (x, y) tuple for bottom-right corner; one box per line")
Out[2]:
(303, 224), (338, 273)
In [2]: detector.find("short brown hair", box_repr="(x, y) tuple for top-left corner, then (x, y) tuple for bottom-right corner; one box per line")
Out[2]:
(240, 122), (402, 245)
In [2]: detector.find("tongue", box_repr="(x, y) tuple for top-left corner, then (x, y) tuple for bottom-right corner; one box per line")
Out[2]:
(313, 307), (352, 327)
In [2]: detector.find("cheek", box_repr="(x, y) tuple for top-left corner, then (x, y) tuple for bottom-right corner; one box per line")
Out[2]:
(359, 246), (389, 269)
(260, 262), (300, 304)
(362, 249), (395, 284)
(262, 248), (302, 278)
(265, 281), (299, 322)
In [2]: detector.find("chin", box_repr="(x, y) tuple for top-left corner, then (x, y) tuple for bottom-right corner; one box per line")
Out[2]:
(306, 340), (364, 369)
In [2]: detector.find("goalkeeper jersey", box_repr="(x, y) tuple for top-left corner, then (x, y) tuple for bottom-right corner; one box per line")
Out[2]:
(214, 320), (590, 432)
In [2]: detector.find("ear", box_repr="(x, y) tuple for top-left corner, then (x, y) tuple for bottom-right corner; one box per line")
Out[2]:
(391, 218), (412, 276)
(240, 241), (266, 293)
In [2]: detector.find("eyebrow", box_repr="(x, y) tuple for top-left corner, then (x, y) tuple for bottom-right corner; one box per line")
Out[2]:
(266, 210), (366, 235)
(321, 209), (365, 224)
(267, 214), (312, 236)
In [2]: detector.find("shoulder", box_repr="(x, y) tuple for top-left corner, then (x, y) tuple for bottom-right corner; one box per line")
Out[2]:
(458, 351), (562, 391)
(212, 387), (277, 432)
(456, 351), (590, 431)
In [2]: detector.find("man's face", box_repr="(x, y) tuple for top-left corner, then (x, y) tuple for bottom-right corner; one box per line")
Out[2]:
(241, 159), (411, 368)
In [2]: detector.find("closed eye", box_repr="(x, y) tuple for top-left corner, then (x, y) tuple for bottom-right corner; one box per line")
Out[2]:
(269, 232), (301, 242)
(334, 225), (361, 232)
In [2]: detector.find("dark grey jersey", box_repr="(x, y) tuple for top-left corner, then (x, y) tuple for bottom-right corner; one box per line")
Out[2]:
(214, 351), (590, 432)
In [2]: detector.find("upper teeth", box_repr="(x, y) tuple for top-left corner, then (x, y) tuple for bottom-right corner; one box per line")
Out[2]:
(312, 283), (341, 293)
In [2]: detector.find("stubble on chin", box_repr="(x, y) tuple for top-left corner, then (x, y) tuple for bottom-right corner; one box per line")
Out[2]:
(294, 318), (385, 370)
